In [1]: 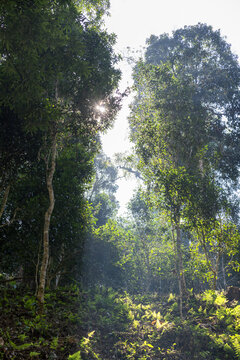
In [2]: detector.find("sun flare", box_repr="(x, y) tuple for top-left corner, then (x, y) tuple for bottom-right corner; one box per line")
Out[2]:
(95, 104), (106, 113)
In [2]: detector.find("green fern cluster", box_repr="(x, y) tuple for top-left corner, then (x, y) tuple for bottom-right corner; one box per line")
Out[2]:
(230, 334), (240, 358)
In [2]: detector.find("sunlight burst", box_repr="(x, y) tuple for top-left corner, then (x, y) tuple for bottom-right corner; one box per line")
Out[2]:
(95, 104), (106, 114)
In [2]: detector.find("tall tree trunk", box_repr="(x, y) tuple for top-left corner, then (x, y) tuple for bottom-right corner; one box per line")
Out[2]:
(37, 132), (57, 312)
(176, 224), (187, 295)
(172, 221), (187, 319)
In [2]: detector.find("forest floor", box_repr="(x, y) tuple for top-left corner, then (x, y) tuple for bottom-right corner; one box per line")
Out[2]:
(1, 283), (240, 359)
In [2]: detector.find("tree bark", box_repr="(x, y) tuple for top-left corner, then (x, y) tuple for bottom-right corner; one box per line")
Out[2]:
(37, 132), (57, 312)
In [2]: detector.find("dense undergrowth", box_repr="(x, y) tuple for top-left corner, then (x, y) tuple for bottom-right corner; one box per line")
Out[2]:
(1, 284), (240, 359)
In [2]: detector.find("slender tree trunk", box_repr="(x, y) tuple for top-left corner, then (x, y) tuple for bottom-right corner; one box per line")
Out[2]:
(222, 256), (226, 290)
(37, 132), (57, 312)
(176, 225), (187, 295)
(0, 185), (10, 220)
(172, 220), (186, 319)
(175, 224), (185, 319)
